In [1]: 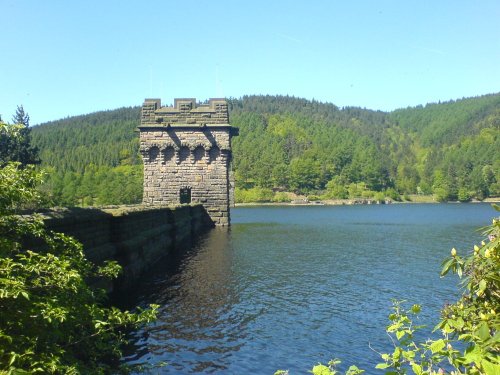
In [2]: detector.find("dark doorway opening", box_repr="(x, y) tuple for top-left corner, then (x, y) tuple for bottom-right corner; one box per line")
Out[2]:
(180, 187), (191, 204)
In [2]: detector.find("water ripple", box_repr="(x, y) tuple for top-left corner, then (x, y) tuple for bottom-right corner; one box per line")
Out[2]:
(121, 204), (494, 374)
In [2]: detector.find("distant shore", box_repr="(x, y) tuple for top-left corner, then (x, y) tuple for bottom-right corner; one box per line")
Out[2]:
(235, 196), (500, 207)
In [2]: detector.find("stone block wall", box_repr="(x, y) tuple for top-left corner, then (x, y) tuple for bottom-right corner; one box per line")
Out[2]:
(139, 98), (238, 226)
(40, 205), (213, 292)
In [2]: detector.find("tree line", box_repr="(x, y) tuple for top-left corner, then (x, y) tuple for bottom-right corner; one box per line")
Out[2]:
(229, 95), (499, 202)
(28, 93), (500, 205)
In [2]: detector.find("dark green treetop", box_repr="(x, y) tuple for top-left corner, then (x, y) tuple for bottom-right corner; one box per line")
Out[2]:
(0, 105), (39, 166)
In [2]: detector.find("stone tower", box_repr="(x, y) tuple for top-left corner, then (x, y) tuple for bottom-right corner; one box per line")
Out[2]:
(139, 98), (238, 226)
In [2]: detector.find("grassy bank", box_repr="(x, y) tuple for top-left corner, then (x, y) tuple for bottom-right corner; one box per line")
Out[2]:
(234, 188), (500, 206)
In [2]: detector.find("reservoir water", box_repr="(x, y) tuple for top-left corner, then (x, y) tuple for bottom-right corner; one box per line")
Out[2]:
(121, 203), (496, 374)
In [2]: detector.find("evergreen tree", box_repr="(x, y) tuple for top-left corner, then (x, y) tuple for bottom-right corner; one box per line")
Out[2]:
(0, 105), (39, 166)
(12, 105), (30, 127)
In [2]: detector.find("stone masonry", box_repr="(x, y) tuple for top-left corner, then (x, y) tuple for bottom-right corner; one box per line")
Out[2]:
(138, 98), (238, 226)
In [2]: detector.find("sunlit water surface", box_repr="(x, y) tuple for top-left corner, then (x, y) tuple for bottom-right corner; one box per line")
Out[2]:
(120, 204), (495, 374)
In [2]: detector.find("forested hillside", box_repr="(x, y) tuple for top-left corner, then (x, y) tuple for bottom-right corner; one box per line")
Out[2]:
(33, 107), (141, 171)
(31, 94), (500, 206)
(31, 108), (142, 205)
(229, 95), (500, 202)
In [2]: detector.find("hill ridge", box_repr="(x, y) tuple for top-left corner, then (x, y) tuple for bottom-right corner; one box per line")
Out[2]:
(30, 93), (500, 205)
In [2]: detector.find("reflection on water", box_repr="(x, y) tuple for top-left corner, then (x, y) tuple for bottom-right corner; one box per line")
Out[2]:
(121, 204), (495, 374)
(121, 229), (247, 373)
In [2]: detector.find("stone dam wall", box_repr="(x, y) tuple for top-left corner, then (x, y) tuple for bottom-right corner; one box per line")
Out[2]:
(40, 204), (213, 292)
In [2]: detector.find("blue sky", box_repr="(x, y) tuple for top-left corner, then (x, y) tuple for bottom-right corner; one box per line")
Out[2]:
(1, 0), (499, 124)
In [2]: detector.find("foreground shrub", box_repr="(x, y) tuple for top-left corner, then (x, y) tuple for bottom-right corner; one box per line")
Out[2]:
(0, 163), (157, 373)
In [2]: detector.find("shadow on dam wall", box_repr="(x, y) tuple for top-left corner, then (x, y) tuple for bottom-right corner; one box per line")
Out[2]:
(38, 204), (214, 293)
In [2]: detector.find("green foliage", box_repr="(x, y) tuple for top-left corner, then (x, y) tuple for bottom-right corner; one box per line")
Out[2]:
(384, 188), (402, 202)
(324, 177), (349, 199)
(457, 188), (472, 203)
(0, 163), (43, 213)
(41, 164), (143, 207)
(235, 187), (275, 203)
(0, 163), (157, 373)
(389, 94), (500, 147)
(275, 359), (364, 375)
(371, 214), (499, 374)
(235, 188), (294, 203)
(309, 360), (364, 375)
(372, 214), (499, 374)
(0, 119), (39, 167)
(230, 98), (394, 197)
(347, 183), (367, 199)
(289, 158), (324, 193)
(12, 105), (30, 127)
(29, 94), (500, 205)
(273, 192), (292, 203)
(31, 107), (141, 173)
(230, 94), (499, 202)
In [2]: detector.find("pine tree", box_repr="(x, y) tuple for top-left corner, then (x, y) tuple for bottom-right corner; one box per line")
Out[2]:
(12, 105), (30, 126)
(0, 105), (40, 166)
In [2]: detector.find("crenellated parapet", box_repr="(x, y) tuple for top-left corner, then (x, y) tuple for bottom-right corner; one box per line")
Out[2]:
(140, 98), (230, 127)
(138, 98), (237, 226)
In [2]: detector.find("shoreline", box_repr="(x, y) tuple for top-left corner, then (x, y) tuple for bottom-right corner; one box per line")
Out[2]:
(235, 197), (500, 207)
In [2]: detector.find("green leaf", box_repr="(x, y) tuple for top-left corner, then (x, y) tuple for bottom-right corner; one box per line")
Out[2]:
(440, 258), (454, 277)
(375, 363), (390, 369)
(387, 322), (402, 332)
(463, 345), (482, 364)
(475, 322), (490, 341)
(11, 369), (31, 374)
(346, 365), (364, 375)
(9, 352), (17, 366)
(429, 339), (446, 354)
(403, 350), (415, 360)
(481, 359), (500, 375)
(411, 363), (422, 375)
(394, 347), (402, 360)
(311, 364), (334, 375)
(478, 279), (487, 294)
